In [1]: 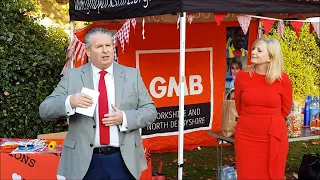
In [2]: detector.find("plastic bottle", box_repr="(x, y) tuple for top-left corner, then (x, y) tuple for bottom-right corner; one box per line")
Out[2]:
(310, 97), (318, 117)
(313, 96), (320, 131)
(303, 95), (312, 127)
(222, 166), (237, 180)
(315, 96), (320, 119)
(222, 166), (228, 179)
(310, 97), (317, 131)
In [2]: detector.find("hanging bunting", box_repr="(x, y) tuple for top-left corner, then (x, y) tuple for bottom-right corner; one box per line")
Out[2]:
(62, 18), (136, 72)
(123, 21), (131, 43)
(277, 21), (285, 38)
(62, 15), (318, 73)
(111, 19), (135, 51)
(261, 19), (275, 36)
(290, 21), (304, 37)
(236, 15), (251, 34)
(77, 45), (84, 59)
(142, 18), (146, 39)
(117, 28), (125, 51)
(74, 42), (82, 59)
(113, 34), (117, 62)
(77, 45), (85, 64)
(131, 18), (137, 32)
(187, 13), (196, 24)
(66, 38), (75, 64)
(66, 35), (85, 65)
(113, 34), (117, 47)
(309, 23), (314, 34)
(70, 38), (78, 58)
(311, 21), (320, 38)
(177, 14), (180, 29)
(213, 13), (226, 26)
(80, 49), (85, 64)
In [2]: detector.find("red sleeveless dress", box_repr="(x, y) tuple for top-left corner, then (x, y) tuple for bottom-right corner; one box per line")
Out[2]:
(234, 70), (292, 180)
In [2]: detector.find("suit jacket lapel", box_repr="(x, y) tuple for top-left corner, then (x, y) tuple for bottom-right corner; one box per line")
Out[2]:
(114, 63), (124, 109)
(114, 63), (125, 145)
(80, 63), (96, 121)
(81, 63), (94, 90)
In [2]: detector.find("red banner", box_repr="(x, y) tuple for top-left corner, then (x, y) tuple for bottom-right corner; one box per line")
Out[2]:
(137, 48), (213, 138)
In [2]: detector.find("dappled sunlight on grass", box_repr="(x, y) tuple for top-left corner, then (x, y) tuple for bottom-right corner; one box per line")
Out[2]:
(151, 140), (319, 179)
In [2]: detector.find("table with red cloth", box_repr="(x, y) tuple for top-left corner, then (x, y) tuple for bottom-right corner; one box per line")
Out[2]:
(207, 128), (320, 179)
(0, 138), (152, 180)
(0, 138), (63, 180)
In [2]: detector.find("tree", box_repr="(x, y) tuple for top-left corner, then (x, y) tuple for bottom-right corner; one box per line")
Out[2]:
(0, 0), (69, 138)
(270, 23), (320, 105)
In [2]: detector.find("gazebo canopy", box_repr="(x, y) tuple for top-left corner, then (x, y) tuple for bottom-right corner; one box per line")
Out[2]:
(69, 0), (320, 21)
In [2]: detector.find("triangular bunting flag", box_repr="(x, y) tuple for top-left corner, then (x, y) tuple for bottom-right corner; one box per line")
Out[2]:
(130, 18), (137, 31)
(67, 38), (76, 61)
(187, 13), (196, 24)
(74, 42), (82, 62)
(309, 22), (314, 34)
(311, 21), (320, 38)
(261, 19), (275, 36)
(177, 14), (180, 29)
(290, 21), (304, 37)
(117, 28), (125, 51)
(213, 13), (226, 26)
(77, 45), (85, 63)
(277, 21), (285, 38)
(123, 20), (130, 43)
(113, 34), (117, 48)
(237, 15), (252, 34)
(113, 34), (117, 61)
(142, 17), (146, 39)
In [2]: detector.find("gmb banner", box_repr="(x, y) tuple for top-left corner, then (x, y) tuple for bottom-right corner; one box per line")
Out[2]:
(136, 48), (213, 138)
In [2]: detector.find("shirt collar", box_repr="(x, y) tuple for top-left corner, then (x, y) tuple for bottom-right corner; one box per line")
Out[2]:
(91, 63), (114, 76)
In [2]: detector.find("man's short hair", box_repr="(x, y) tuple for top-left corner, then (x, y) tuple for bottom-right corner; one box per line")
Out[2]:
(84, 28), (113, 48)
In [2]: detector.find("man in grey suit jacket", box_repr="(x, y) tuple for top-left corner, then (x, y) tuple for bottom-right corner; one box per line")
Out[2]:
(39, 28), (157, 180)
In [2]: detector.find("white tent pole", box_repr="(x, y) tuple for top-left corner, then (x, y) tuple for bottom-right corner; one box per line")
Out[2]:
(178, 12), (186, 180)
(70, 21), (74, 68)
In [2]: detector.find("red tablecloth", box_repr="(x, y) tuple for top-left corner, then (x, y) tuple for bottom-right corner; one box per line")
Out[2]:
(0, 138), (152, 180)
(1, 152), (60, 179)
(0, 138), (63, 180)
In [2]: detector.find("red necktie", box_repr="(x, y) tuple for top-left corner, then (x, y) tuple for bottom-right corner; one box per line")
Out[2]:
(98, 71), (110, 145)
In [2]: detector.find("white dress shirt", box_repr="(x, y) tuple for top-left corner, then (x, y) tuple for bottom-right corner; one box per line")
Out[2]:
(65, 63), (128, 147)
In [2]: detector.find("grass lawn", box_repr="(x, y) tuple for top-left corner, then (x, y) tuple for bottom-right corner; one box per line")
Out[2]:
(150, 139), (320, 180)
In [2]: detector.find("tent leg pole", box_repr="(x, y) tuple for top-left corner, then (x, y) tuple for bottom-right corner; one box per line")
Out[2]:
(70, 21), (74, 68)
(178, 11), (186, 180)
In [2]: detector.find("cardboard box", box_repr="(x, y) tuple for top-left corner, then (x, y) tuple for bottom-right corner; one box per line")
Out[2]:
(37, 131), (67, 139)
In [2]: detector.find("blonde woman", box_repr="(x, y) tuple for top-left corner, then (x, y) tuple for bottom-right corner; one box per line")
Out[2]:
(234, 38), (292, 179)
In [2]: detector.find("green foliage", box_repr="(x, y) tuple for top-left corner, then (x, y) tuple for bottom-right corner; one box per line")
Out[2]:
(0, 0), (37, 14)
(270, 23), (320, 105)
(0, 0), (69, 138)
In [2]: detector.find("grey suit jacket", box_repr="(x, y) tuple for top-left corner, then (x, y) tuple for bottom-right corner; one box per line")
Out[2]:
(39, 62), (157, 180)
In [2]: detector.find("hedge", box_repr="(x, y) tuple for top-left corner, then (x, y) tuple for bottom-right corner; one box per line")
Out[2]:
(0, 0), (69, 138)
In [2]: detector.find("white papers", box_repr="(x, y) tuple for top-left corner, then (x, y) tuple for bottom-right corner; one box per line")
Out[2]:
(75, 87), (100, 117)
(57, 175), (67, 180)
(0, 141), (18, 146)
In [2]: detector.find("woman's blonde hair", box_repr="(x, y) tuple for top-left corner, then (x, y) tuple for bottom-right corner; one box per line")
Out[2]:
(245, 38), (284, 84)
